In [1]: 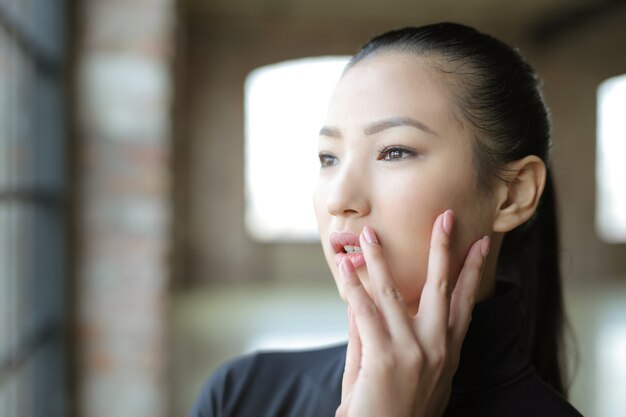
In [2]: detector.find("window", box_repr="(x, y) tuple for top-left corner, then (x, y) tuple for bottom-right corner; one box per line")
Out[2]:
(244, 56), (350, 241)
(596, 74), (626, 243)
(0, 1), (67, 416)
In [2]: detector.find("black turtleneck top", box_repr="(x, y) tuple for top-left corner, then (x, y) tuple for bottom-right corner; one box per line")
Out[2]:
(188, 282), (583, 417)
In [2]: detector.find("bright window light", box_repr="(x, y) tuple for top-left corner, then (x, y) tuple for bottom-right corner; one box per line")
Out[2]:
(596, 74), (626, 243)
(244, 56), (350, 241)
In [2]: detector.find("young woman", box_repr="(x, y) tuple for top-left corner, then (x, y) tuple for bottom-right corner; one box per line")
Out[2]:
(189, 23), (584, 417)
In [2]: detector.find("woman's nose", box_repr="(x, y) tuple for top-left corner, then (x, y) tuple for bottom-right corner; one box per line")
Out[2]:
(326, 163), (371, 217)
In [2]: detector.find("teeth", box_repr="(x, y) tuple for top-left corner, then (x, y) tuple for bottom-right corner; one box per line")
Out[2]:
(343, 245), (362, 254)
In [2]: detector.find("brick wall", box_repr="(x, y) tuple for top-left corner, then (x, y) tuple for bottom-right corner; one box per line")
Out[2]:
(75, 1), (175, 416)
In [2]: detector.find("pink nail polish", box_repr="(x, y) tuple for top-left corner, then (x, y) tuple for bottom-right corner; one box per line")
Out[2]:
(481, 236), (491, 257)
(363, 225), (378, 245)
(443, 210), (454, 235)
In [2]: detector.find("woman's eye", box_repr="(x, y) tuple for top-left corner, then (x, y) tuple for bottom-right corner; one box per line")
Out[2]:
(378, 146), (416, 161)
(319, 153), (339, 168)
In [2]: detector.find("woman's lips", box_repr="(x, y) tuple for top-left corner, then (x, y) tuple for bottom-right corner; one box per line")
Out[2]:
(329, 231), (366, 269)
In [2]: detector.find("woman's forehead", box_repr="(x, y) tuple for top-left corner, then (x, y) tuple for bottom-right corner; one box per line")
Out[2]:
(325, 53), (458, 135)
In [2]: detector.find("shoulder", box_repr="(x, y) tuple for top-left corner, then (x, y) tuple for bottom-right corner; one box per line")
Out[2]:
(515, 375), (584, 417)
(217, 343), (346, 389)
(446, 372), (584, 417)
(187, 344), (346, 417)
(249, 343), (346, 375)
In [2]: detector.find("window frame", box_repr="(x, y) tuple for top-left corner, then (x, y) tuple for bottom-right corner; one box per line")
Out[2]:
(0, 1), (67, 416)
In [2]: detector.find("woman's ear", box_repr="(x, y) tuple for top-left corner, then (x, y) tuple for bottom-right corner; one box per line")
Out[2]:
(492, 155), (546, 233)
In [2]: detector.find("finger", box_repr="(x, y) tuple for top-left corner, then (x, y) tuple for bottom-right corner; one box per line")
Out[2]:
(414, 210), (453, 348)
(449, 235), (490, 353)
(341, 306), (361, 403)
(339, 257), (388, 354)
(359, 226), (414, 343)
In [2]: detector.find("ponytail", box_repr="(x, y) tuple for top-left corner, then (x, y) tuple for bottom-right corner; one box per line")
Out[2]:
(498, 169), (568, 396)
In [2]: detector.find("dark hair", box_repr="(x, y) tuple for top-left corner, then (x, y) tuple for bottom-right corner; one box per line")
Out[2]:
(347, 23), (569, 396)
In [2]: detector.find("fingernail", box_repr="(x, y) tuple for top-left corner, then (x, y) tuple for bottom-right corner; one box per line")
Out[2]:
(443, 210), (454, 235)
(362, 225), (378, 245)
(481, 236), (491, 258)
(341, 257), (356, 274)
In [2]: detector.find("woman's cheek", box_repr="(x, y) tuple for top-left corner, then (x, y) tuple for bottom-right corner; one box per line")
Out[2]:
(376, 183), (470, 306)
(448, 199), (493, 281)
(376, 217), (434, 308)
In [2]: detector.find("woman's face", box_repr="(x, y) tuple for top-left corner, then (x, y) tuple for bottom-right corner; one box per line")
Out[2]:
(313, 52), (498, 312)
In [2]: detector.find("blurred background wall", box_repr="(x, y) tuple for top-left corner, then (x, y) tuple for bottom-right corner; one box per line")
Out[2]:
(1, 0), (625, 417)
(74, 1), (175, 417)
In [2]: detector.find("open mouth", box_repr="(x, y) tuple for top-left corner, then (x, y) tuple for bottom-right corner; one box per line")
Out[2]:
(342, 245), (362, 254)
(330, 231), (366, 268)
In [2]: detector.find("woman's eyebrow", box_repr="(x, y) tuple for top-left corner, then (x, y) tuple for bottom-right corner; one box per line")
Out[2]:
(363, 116), (439, 137)
(319, 116), (439, 139)
(319, 126), (342, 138)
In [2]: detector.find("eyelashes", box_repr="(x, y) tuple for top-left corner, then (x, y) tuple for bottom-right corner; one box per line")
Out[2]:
(318, 146), (418, 168)
(376, 145), (417, 161)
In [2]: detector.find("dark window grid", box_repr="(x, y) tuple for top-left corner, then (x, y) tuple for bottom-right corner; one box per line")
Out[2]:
(0, 202), (64, 402)
(0, 179), (66, 401)
(0, 0), (63, 74)
(1, 30), (34, 192)
(1, 26), (34, 379)
(0, 0), (65, 415)
(0, 14), (64, 194)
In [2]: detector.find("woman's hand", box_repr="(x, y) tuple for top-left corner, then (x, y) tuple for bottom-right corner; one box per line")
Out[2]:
(335, 210), (490, 417)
